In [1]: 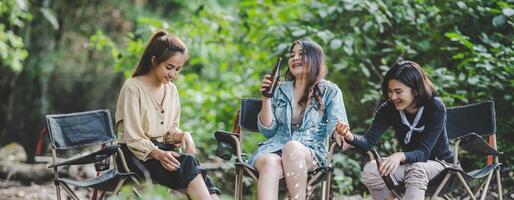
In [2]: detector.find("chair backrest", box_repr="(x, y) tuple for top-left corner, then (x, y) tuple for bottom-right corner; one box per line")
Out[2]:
(239, 98), (262, 132)
(445, 101), (496, 139)
(46, 109), (116, 149)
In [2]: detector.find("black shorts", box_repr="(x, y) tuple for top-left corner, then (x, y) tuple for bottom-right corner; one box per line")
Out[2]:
(118, 144), (220, 194)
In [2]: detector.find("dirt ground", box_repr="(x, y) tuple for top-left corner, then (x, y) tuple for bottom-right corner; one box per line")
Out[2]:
(0, 182), (89, 200)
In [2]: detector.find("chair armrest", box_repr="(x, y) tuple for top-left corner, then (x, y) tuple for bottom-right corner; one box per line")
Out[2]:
(49, 145), (119, 168)
(326, 142), (341, 164)
(322, 139), (347, 164)
(454, 132), (481, 141)
(214, 130), (242, 161)
(454, 133), (501, 156)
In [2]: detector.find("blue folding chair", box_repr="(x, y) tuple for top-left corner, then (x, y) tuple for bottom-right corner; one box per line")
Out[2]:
(43, 109), (137, 200)
(380, 100), (504, 200)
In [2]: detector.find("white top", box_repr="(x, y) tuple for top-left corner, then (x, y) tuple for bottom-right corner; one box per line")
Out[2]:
(115, 78), (181, 161)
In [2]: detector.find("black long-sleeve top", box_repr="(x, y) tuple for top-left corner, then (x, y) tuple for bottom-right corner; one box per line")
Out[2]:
(350, 97), (454, 163)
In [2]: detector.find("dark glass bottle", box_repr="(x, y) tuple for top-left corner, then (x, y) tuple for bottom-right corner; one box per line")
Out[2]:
(262, 57), (283, 98)
(371, 148), (400, 188)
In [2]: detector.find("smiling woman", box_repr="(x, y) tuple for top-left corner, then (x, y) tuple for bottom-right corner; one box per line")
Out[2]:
(114, 31), (220, 200)
(336, 60), (454, 200)
(251, 39), (350, 200)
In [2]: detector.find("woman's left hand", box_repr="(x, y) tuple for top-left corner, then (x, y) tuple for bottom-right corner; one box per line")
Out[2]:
(180, 132), (197, 155)
(379, 152), (405, 176)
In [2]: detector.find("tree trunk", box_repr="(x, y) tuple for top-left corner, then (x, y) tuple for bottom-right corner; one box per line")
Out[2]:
(0, 67), (16, 147)
(7, 69), (44, 163)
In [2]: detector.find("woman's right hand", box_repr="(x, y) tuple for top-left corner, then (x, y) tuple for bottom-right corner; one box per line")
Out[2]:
(150, 149), (181, 172)
(335, 120), (353, 142)
(259, 74), (274, 127)
(260, 74), (272, 98)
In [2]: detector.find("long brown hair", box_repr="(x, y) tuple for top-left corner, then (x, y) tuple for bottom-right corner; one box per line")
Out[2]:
(132, 31), (189, 77)
(285, 39), (327, 111)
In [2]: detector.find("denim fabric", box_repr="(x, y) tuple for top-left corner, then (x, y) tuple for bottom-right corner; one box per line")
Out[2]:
(248, 80), (348, 167)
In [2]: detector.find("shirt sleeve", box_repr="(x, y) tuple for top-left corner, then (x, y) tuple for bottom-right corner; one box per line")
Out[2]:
(165, 84), (182, 144)
(349, 101), (390, 151)
(118, 85), (157, 161)
(257, 88), (280, 138)
(403, 102), (447, 163)
(326, 84), (349, 139)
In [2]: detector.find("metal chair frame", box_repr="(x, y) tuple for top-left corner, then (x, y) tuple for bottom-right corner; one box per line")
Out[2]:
(380, 100), (503, 200)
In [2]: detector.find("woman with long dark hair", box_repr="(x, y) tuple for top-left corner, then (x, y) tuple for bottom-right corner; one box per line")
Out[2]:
(249, 39), (350, 200)
(115, 31), (219, 200)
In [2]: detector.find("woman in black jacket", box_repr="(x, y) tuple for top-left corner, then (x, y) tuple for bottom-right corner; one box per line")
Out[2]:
(336, 60), (453, 200)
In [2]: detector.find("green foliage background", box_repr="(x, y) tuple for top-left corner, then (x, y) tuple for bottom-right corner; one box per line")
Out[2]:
(1, 0), (513, 198)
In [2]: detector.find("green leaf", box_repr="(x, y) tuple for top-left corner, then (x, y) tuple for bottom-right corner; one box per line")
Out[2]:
(330, 39), (342, 49)
(445, 32), (474, 49)
(40, 8), (59, 30)
(452, 53), (465, 59)
(492, 15), (507, 27)
(502, 8), (514, 16)
(360, 64), (370, 78)
(456, 1), (467, 9)
(292, 29), (306, 37)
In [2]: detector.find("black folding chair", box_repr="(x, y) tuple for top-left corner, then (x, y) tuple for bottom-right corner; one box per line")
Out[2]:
(214, 98), (338, 200)
(43, 109), (138, 200)
(383, 100), (503, 200)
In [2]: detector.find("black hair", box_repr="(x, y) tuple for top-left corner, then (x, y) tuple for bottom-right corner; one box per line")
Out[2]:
(381, 60), (436, 108)
(132, 31), (189, 77)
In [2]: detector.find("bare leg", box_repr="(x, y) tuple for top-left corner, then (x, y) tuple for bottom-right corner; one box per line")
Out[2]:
(210, 193), (219, 200)
(255, 153), (284, 200)
(186, 174), (211, 200)
(281, 141), (317, 200)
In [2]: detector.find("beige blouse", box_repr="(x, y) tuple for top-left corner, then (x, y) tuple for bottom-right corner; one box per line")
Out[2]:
(115, 78), (181, 161)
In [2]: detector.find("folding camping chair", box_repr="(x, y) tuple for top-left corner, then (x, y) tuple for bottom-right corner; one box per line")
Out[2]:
(40, 109), (138, 200)
(214, 98), (339, 200)
(381, 100), (503, 200)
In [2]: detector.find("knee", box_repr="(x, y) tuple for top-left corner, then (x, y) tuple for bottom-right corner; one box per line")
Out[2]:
(405, 163), (429, 189)
(181, 154), (197, 162)
(361, 162), (385, 189)
(282, 141), (307, 161)
(180, 154), (199, 169)
(256, 155), (282, 173)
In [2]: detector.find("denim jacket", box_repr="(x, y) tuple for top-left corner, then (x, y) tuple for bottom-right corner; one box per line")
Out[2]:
(248, 80), (349, 167)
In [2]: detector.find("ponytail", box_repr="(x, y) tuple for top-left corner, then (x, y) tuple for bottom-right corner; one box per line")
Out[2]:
(132, 31), (188, 77)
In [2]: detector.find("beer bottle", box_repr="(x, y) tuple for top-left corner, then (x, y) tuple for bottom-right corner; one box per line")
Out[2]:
(371, 148), (400, 188)
(262, 57), (283, 98)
